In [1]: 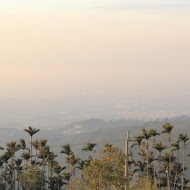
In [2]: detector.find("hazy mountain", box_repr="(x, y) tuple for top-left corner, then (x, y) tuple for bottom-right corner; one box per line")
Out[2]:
(0, 116), (189, 174)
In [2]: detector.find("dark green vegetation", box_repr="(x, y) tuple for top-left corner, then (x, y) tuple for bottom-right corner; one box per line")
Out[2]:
(0, 117), (190, 189)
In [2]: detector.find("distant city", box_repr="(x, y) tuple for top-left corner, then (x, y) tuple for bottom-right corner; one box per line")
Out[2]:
(115, 110), (190, 120)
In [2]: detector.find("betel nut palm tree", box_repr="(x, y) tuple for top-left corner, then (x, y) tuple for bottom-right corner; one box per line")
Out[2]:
(24, 126), (40, 164)
(154, 141), (167, 188)
(162, 123), (174, 190)
(177, 133), (189, 190)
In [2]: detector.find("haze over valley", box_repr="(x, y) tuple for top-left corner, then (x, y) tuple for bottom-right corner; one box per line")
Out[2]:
(1, 0), (190, 129)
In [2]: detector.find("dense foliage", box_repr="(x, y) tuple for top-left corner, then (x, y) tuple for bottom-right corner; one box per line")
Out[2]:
(0, 123), (189, 190)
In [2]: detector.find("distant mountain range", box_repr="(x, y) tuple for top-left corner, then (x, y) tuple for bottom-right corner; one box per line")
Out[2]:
(0, 115), (190, 174)
(0, 115), (189, 147)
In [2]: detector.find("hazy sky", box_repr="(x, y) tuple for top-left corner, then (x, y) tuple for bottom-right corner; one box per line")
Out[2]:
(0, 0), (190, 128)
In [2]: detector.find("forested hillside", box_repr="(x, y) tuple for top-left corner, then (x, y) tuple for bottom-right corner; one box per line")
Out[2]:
(0, 116), (190, 189)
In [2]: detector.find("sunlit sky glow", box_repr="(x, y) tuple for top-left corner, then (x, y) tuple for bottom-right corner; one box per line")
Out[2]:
(0, 0), (190, 128)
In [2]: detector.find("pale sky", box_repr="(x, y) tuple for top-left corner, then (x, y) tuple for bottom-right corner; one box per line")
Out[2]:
(0, 0), (190, 128)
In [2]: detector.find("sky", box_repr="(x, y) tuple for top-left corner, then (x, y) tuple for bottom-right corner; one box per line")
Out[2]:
(0, 0), (190, 128)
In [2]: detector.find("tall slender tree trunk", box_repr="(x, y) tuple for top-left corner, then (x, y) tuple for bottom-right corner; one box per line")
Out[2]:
(174, 148), (180, 190)
(168, 134), (171, 190)
(67, 157), (70, 189)
(146, 139), (149, 183)
(138, 145), (141, 177)
(30, 136), (32, 165)
(17, 171), (20, 190)
(181, 143), (185, 190)
(23, 149), (26, 168)
(153, 137), (156, 187)
(167, 166), (171, 190)
(159, 152), (161, 188)
(178, 149), (180, 165)
(48, 163), (50, 190)
(13, 153), (16, 190)
(43, 154), (45, 190)
(58, 175), (60, 190)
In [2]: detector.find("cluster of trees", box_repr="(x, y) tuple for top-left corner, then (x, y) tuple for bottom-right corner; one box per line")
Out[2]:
(130, 123), (189, 190)
(0, 123), (189, 190)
